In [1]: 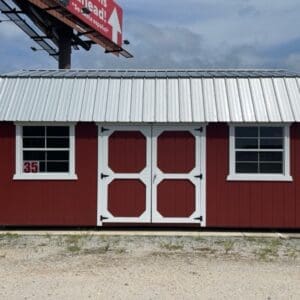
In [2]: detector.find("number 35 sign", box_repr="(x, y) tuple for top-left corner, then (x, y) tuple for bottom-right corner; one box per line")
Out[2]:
(23, 161), (40, 173)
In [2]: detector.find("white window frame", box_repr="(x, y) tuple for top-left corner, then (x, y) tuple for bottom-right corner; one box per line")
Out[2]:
(13, 123), (77, 180)
(227, 123), (292, 182)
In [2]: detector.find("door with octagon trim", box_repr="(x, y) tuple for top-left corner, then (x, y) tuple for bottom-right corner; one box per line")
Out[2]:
(152, 126), (203, 224)
(98, 125), (152, 224)
(98, 125), (205, 225)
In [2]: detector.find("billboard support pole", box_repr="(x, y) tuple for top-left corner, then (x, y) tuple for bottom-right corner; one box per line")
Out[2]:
(57, 24), (72, 69)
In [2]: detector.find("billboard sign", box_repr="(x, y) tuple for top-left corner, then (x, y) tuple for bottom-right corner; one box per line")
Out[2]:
(58, 0), (123, 47)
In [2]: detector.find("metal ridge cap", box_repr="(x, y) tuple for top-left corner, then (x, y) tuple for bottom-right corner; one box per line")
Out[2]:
(1, 68), (300, 79)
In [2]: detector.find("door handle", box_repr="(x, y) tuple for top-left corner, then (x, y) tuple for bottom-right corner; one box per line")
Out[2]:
(153, 174), (157, 183)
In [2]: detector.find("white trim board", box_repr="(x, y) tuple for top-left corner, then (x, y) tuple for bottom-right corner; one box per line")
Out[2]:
(97, 124), (207, 226)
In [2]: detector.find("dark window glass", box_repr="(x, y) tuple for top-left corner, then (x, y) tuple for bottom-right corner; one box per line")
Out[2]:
(236, 163), (258, 173)
(234, 126), (286, 175)
(260, 127), (283, 138)
(260, 138), (283, 149)
(23, 138), (45, 148)
(235, 138), (258, 149)
(235, 127), (258, 138)
(259, 152), (283, 162)
(47, 138), (69, 148)
(47, 151), (69, 161)
(47, 162), (69, 172)
(23, 126), (45, 137)
(23, 151), (45, 161)
(47, 126), (69, 137)
(39, 162), (46, 172)
(22, 126), (71, 174)
(236, 152), (258, 162)
(260, 163), (283, 174)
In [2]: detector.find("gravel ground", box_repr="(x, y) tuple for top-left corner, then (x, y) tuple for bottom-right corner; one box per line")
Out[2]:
(0, 233), (299, 299)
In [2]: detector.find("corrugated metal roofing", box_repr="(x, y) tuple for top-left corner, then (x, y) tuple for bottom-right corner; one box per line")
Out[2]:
(2, 69), (300, 78)
(0, 69), (300, 123)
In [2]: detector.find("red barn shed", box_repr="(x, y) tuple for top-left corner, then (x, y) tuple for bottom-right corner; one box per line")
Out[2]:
(0, 69), (299, 229)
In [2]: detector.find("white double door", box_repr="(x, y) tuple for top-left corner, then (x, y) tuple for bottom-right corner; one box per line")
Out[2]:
(97, 125), (206, 226)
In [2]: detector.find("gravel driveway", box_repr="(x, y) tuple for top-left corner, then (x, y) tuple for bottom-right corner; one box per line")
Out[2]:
(0, 233), (299, 299)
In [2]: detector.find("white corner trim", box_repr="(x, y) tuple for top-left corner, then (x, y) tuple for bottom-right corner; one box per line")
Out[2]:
(227, 174), (293, 182)
(13, 174), (78, 181)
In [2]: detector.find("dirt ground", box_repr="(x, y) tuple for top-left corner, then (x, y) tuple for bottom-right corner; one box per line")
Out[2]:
(0, 233), (299, 300)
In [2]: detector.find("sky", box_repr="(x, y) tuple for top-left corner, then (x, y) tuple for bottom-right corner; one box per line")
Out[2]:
(1, 0), (300, 72)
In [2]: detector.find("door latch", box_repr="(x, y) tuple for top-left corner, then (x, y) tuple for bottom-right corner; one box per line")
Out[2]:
(194, 216), (203, 222)
(101, 127), (109, 133)
(195, 174), (203, 180)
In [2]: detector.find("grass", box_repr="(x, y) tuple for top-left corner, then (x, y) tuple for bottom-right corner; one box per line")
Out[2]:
(45, 233), (52, 240)
(0, 233), (297, 262)
(63, 235), (113, 255)
(193, 236), (205, 241)
(192, 246), (217, 256)
(64, 235), (86, 253)
(286, 248), (298, 260)
(115, 247), (126, 254)
(65, 235), (85, 244)
(223, 240), (235, 254)
(81, 244), (111, 255)
(67, 244), (81, 253)
(0, 233), (19, 240)
(244, 237), (268, 244)
(255, 239), (281, 261)
(160, 242), (184, 251)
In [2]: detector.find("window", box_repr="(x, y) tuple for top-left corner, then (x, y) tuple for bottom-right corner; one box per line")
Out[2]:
(14, 124), (77, 180)
(227, 125), (292, 181)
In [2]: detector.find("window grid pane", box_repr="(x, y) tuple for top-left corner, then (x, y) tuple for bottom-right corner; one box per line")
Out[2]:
(22, 126), (70, 173)
(234, 126), (284, 174)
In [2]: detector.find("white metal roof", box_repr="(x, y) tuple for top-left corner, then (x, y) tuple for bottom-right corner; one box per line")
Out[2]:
(0, 69), (300, 123)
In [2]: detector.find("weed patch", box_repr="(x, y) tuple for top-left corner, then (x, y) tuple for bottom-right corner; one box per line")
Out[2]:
(192, 246), (216, 255)
(67, 244), (81, 253)
(64, 235), (86, 254)
(0, 233), (19, 240)
(223, 240), (234, 254)
(160, 242), (184, 251)
(255, 239), (281, 261)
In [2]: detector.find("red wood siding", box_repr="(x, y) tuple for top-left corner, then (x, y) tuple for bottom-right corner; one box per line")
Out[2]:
(206, 123), (300, 229)
(0, 122), (97, 226)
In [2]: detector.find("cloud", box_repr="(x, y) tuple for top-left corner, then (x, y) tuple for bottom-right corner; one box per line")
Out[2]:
(74, 21), (208, 69)
(1, 0), (300, 72)
(284, 54), (300, 71)
(238, 5), (260, 18)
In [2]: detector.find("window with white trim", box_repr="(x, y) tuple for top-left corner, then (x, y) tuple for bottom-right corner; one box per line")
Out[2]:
(228, 125), (292, 181)
(14, 124), (77, 180)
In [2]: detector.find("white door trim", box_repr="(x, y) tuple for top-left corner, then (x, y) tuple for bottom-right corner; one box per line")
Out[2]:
(151, 125), (206, 225)
(97, 125), (152, 225)
(97, 124), (206, 226)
